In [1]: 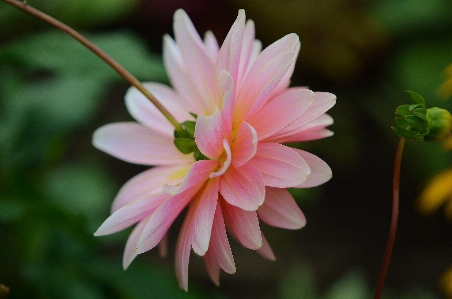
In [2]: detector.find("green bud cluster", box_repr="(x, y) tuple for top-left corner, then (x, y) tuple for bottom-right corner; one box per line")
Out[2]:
(392, 91), (452, 142)
(173, 114), (209, 161)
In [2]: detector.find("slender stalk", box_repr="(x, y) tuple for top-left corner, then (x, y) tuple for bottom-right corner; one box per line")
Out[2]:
(374, 137), (406, 299)
(2, 0), (182, 131)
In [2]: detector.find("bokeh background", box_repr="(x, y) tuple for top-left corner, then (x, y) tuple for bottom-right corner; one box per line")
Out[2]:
(1, 0), (452, 298)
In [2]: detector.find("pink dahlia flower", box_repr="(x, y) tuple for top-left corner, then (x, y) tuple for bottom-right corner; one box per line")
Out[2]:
(93, 9), (335, 290)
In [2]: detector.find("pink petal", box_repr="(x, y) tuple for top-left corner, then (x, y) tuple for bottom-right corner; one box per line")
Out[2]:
(288, 128), (334, 142)
(221, 199), (262, 249)
(159, 231), (169, 258)
(231, 122), (258, 168)
(292, 149), (332, 188)
(175, 203), (196, 291)
(209, 140), (232, 178)
(94, 193), (169, 236)
(135, 186), (200, 254)
(203, 31), (219, 63)
(298, 92), (336, 127)
(219, 163), (265, 211)
(195, 108), (225, 160)
(164, 160), (217, 195)
(163, 35), (207, 114)
(215, 9), (245, 84)
(248, 88), (314, 141)
(256, 233), (276, 261)
(267, 92), (336, 143)
(250, 143), (310, 188)
(248, 33), (299, 78)
(191, 178), (220, 256)
(237, 33), (299, 121)
(219, 70), (235, 140)
(123, 217), (149, 269)
(174, 9), (219, 111)
(271, 40), (301, 96)
(281, 114), (334, 142)
(204, 248), (221, 286)
(235, 51), (295, 125)
(125, 83), (191, 136)
(257, 187), (306, 229)
(111, 165), (190, 213)
(237, 20), (256, 85)
(92, 122), (192, 166)
(207, 204), (236, 273)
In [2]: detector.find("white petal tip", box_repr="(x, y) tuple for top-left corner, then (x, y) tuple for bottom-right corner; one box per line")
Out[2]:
(163, 184), (178, 195)
(134, 246), (145, 255)
(93, 229), (105, 237)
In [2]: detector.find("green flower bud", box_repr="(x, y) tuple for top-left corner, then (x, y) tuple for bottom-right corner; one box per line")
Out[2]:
(424, 107), (452, 142)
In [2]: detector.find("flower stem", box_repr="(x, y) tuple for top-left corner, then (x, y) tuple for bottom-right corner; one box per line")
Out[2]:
(374, 136), (406, 299)
(2, 0), (182, 131)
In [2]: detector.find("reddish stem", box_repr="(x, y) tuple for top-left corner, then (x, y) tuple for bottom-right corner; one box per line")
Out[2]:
(1, 0), (182, 131)
(374, 137), (406, 299)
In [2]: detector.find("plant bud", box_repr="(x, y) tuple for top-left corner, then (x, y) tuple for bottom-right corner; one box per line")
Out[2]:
(425, 107), (452, 141)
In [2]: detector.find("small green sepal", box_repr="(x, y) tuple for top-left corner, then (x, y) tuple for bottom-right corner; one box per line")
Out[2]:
(406, 90), (426, 105)
(174, 138), (198, 154)
(173, 119), (210, 160)
(391, 91), (429, 140)
(391, 91), (452, 142)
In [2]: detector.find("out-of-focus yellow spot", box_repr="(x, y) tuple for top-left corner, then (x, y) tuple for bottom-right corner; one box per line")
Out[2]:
(443, 138), (452, 151)
(441, 267), (452, 299)
(418, 168), (452, 220)
(438, 64), (452, 100)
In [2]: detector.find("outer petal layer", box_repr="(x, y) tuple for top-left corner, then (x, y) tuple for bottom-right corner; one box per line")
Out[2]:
(94, 193), (169, 236)
(164, 160), (217, 195)
(125, 83), (191, 136)
(93, 123), (191, 166)
(219, 163), (265, 211)
(257, 187), (306, 229)
(222, 199), (262, 250)
(250, 143), (310, 188)
(292, 149), (332, 188)
(248, 88), (314, 141)
(191, 178), (220, 255)
(112, 165), (190, 213)
(123, 217), (149, 269)
(136, 186), (200, 254)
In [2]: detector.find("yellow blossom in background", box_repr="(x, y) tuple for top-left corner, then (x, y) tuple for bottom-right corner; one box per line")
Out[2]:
(418, 168), (452, 220)
(441, 268), (452, 299)
(438, 64), (452, 100)
(418, 63), (452, 299)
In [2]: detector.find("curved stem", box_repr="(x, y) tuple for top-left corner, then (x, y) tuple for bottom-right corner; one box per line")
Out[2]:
(2, 0), (182, 131)
(374, 137), (406, 299)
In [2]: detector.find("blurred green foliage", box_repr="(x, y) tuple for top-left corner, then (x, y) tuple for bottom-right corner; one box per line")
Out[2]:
(1, 0), (452, 298)
(280, 267), (439, 299)
(0, 25), (211, 299)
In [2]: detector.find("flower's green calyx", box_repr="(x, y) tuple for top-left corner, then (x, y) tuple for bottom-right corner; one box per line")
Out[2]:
(392, 91), (452, 142)
(174, 120), (208, 160)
